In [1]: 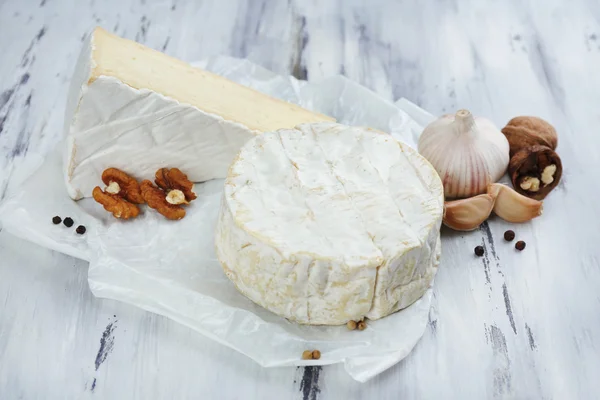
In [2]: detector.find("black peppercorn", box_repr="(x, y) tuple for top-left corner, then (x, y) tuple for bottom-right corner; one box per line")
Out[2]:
(52, 216), (62, 225)
(76, 225), (86, 235)
(515, 241), (526, 251)
(63, 217), (74, 228)
(474, 246), (484, 257)
(504, 230), (515, 242)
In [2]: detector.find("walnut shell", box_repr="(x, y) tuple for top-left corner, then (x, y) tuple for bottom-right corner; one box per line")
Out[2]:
(501, 116), (558, 157)
(508, 145), (562, 200)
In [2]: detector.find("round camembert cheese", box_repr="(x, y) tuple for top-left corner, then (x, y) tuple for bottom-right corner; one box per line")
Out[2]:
(215, 122), (444, 325)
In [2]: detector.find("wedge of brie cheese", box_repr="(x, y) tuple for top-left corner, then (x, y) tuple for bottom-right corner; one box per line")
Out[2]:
(64, 27), (333, 199)
(215, 122), (444, 325)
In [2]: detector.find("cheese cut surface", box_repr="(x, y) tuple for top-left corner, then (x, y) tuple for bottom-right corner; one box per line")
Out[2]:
(64, 27), (333, 199)
(215, 122), (444, 325)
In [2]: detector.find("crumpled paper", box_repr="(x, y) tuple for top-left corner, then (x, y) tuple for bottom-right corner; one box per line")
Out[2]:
(0, 56), (436, 382)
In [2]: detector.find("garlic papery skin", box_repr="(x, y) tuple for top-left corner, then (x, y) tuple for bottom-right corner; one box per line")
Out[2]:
(418, 109), (510, 199)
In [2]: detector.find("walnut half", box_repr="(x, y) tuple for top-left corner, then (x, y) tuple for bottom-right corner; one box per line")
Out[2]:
(92, 187), (140, 219)
(140, 180), (186, 220)
(508, 145), (562, 200)
(93, 168), (143, 219)
(155, 168), (197, 205)
(101, 168), (145, 204)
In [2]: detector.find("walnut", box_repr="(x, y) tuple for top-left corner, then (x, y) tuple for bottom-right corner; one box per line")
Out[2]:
(93, 168), (143, 219)
(519, 176), (540, 192)
(140, 180), (186, 220)
(92, 187), (140, 219)
(155, 168), (197, 205)
(501, 116), (558, 157)
(508, 145), (562, 200)
(501, 117), (562, 200)
(101, 168), (145, 204)
(165, 190), (187, 205)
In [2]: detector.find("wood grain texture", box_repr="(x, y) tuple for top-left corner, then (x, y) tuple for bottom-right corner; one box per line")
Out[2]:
(1, 0), (600, 398)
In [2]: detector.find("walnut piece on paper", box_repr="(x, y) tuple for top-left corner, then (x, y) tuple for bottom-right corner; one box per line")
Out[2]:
(92, 167), (194, 221)
(92, 187), (140, 219)
(101, 168), (145, 204)
(155, 168), (197, 204)
(140, 180), (186, 220)
(93, 168), (143, 219)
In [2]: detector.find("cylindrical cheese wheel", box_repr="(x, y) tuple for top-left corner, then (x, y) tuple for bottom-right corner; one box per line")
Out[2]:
(215, 122), (444, 325)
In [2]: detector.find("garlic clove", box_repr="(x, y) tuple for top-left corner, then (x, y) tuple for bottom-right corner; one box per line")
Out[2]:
(487, 182), (501, 199)
(418, 109), (510, 199)
(443, 193), (496, 231)
(488, 183), (543, 223)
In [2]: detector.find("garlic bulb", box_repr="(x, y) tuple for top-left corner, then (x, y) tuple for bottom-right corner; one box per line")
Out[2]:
(418, 109), (510, 199)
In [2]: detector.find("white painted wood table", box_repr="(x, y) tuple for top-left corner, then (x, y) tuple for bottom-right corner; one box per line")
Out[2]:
(1, 0), (599, 398)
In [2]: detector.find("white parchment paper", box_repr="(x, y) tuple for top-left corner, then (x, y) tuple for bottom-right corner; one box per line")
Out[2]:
(0, 56), (436, 382)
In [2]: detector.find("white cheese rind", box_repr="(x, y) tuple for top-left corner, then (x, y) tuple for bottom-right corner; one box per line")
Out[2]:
(215, 122), (444, 325)
(64, 75), (258, 200)
(63, 28), (333, 200)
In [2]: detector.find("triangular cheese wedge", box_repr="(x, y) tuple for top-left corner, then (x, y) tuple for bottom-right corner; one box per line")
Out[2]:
(64, 27), (333, 199)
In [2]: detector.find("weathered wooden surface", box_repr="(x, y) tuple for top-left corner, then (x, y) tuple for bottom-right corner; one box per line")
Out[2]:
(1, 0), (599, 398)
